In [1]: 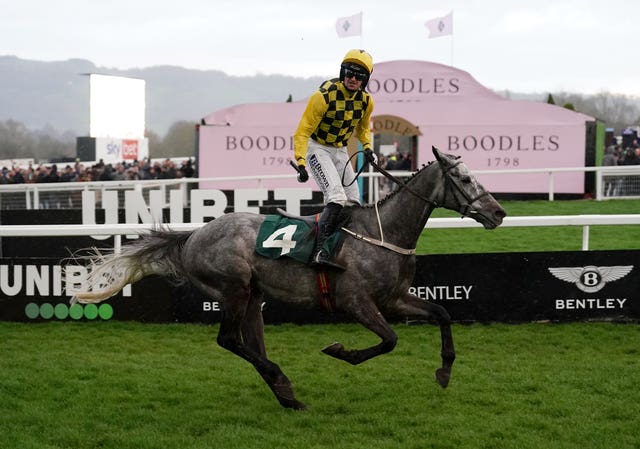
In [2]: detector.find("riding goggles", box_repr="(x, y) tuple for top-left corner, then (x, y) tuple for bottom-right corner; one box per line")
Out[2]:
(344, 68), (367, 81)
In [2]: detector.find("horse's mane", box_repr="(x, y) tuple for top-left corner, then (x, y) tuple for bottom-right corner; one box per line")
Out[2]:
(339, 153), (462, 221)
(363, 160), (438, 209)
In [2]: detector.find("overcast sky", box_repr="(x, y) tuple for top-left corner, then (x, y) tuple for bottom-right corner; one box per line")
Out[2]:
(3, 0), (638, 96)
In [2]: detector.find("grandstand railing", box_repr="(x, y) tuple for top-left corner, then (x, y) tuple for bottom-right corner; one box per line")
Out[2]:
(0, 215), (638, 252)
(367, 165), (640, 202)
(0, 178), (191, 210)
(0, 165), (639, 210)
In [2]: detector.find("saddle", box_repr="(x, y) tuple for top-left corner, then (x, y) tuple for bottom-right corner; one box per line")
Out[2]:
(255, 209), (343, 264)
(274, 208), (317, 226)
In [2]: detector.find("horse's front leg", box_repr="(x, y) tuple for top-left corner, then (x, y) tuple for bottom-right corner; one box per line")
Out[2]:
(389, 292), (455, 388)
(322, 299), (398, 365)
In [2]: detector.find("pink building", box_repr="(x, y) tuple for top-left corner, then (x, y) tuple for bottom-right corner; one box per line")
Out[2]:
(199, 60), (596, 194)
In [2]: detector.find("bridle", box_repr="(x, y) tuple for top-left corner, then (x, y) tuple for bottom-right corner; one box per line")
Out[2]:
(439, 161), (491, 218)
(363, 154), (489, 218)
(339, 151), (489, 255)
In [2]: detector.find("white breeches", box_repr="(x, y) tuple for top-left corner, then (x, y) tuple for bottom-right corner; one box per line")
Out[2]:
(306, 139), (361, 206)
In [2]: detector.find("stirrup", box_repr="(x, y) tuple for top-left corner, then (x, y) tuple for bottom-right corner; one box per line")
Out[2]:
(310, 250), (345, 271)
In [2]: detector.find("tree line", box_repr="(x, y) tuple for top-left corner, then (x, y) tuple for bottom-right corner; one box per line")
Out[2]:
(0, 120), (196, 163)
(1, 92), (639, 163)
(546, 92), (640, 130)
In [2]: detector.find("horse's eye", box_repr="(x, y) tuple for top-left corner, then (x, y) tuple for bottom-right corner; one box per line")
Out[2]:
(461, 175), (472, 183)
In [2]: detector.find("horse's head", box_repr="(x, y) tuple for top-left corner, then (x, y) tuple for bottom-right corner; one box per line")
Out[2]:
(433, 146), (506, 229)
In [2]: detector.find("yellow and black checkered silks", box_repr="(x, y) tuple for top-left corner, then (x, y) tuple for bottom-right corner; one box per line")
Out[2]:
(310, 79), (370, 147)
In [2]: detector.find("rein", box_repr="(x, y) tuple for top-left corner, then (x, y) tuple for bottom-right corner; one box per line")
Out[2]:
(369, 158), (440, 207)
(343, 151), (439, 207)
(340, 150), (488, 255)
(371, 154), (490, 219)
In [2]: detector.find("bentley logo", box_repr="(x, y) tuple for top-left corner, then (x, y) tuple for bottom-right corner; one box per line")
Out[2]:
(548, 265), (633, 293)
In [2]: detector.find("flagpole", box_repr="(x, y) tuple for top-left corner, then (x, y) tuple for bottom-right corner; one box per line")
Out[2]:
(450, 33), (454, 67)
(450, 10), (454, 67)
(360, 11), (363, 48)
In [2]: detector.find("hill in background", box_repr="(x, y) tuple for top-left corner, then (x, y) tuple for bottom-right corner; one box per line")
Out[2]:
(3, 55), (637, 141)
(0, 55), (326, 137)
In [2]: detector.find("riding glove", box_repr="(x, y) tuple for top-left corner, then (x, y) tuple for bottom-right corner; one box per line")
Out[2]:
(297, 165), (309, 183)
(364, 149), (376, 164)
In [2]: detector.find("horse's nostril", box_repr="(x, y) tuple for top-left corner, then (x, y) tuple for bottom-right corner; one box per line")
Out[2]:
(495, 209), (507, 218)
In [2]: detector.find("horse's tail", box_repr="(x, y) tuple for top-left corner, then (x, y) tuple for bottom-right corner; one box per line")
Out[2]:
(70, 229), (193, 304)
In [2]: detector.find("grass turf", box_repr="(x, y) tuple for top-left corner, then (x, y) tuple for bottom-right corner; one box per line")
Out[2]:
(0, 321), (638, 449)
(419, 199), (640, 254)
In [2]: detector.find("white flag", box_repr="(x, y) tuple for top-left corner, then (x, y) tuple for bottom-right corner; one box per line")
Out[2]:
(336, 12), (362, 38)
(425, 11), (453, 39)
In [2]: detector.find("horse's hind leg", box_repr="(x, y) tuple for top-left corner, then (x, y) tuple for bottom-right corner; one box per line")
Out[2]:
(390, 293), (455, 388)
(241, 289), (266, 357)
(216, 286), (305, 410)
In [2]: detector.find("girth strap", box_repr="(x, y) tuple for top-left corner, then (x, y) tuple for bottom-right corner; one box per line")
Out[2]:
(316, 271), (336, 312)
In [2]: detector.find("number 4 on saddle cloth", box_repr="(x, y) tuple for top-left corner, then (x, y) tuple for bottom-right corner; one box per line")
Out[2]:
(255, 214), (343, 264)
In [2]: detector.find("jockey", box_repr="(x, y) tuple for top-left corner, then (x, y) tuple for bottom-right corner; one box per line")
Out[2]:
(293, 49), (376, 270)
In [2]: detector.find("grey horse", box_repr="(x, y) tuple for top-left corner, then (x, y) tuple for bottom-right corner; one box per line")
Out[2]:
(72, 147), (506, 410)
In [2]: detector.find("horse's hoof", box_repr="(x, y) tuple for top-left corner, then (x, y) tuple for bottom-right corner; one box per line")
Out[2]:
(321, 342), (343, 357)
(435, 368), (451, 388)
(282, 399), (307, 411)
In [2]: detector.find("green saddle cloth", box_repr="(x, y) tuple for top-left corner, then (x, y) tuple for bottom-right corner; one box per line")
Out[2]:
(256, 215), (341, 263)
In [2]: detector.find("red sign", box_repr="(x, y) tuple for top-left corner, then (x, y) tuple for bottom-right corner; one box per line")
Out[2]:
(122, 140), (139, 160)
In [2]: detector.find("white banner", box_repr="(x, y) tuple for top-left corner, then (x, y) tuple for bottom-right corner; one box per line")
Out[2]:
(425, 11), (453, 39)
(336, 12), (362, 38)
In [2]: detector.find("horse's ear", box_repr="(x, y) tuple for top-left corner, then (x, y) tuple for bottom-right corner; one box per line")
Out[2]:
(432, 146), (445, 163)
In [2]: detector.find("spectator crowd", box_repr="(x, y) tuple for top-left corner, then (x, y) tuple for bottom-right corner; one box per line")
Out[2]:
(0, 158), (196, 185)
(376, 151), (414, 195)
(602, 138), (640, 196)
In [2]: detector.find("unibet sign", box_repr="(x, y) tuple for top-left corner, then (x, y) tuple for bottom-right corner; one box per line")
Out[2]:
(81, 188), (313, 239)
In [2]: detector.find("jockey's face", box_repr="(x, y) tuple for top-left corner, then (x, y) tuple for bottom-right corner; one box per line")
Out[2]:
(343, 69), (364, 91)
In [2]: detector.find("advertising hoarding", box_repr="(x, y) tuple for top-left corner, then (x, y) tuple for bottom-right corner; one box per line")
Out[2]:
(2, 251), (637, 324)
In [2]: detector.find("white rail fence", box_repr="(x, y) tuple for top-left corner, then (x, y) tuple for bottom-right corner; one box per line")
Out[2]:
(0, 214), (638, 252)
(0, 165), (639, 210)
(367, 165), (640, 202)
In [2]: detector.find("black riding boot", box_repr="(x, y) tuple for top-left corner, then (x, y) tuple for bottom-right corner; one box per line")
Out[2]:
(311, 202), (345, 270)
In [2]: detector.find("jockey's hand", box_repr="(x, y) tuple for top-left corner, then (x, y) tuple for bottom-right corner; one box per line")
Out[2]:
(364, 149), (376, 165)
(297, 165), (309, 183)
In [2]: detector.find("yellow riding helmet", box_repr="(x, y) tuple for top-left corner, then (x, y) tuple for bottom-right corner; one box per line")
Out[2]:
(341, 49), (373, 75)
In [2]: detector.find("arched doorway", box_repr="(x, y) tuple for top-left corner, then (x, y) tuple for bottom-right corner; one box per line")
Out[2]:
(371, 115), (422, 172)
(344, 114), (422, 202)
